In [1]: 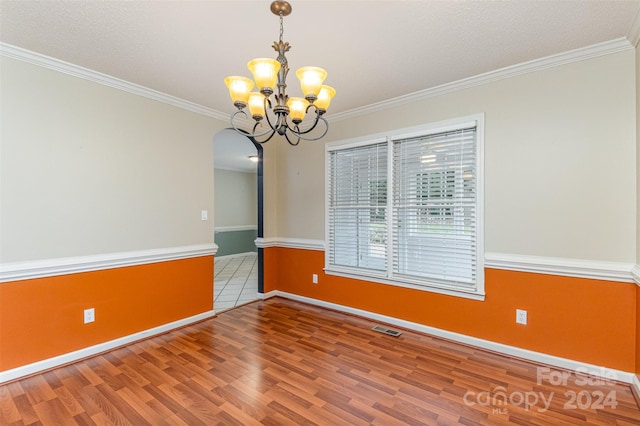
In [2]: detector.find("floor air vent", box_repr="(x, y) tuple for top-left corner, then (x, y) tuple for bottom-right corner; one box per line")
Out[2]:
(371, 325), (402, 337)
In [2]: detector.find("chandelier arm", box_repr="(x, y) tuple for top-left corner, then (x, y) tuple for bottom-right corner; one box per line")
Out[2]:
(252, 121), (262, 134)
(251, 128), (278, 144)
(286, 115), (329, 141)
(282, 105), (329, 141)
(229, 103), (328, 143)
(283, 130), (301, 146)
(229, 109), (250, 134)
(230, 110), (276, 139)
(284, 105), (323, 136)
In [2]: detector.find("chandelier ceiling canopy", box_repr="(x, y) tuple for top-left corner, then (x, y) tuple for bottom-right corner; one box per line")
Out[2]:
(224, 1), (335, 146)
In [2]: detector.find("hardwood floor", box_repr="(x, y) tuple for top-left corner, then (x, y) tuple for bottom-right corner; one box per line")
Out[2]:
(1, 297), (639, 425)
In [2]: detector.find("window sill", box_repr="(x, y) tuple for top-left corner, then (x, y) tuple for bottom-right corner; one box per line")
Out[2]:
(324, 267), (485, 301)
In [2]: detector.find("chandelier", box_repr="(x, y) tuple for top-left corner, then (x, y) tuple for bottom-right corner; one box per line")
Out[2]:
(224, 1), (335, 146)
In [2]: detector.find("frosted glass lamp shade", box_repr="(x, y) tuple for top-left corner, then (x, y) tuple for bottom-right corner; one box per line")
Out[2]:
(248, 92), (266, 120)
(247, 58), (281, 93)
(224, 76), (254, 108)
(296, 66), (327, 101)
(287, 97), (310, 123)
(315, 85), (336, 112)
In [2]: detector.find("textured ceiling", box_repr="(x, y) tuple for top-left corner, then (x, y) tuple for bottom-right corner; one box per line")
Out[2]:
(2, 0), (639, 117)
(1, 1), (639, 170)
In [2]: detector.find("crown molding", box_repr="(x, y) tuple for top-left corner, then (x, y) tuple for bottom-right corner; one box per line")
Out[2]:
(0, 43), (228, 121)
(628, 8), (640, 47)
(3, 37), (633, 124)
(330, 38), (634, 122)
(0, 243), (218, 283)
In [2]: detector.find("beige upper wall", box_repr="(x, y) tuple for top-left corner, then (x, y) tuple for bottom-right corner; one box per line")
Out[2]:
(637, 44), (640, 265)
(213, 169), (257, 228)
(1, 57), (225, 262)
(276, 50), (637, 263)
(262, 140), (278, 239)
(2, 48), (636, 264)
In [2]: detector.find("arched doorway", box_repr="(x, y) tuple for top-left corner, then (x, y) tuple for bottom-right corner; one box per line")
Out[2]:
(213, 129), (264, 311)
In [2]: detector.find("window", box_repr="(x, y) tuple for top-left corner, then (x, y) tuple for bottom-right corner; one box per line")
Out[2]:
(326, 116), (484, 299)
(327, 142), (387, 272)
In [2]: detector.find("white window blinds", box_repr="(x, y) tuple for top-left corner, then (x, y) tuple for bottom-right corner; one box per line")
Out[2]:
(326, 116), (483, 298)
(392, 127), (478, 287)
(327, 142), (387, 272)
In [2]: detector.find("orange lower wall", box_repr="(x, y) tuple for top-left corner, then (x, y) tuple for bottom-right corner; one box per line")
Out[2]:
(265, 247), (636, 372)
(0, 256), (214, 372)
(637, 284), (640, 374)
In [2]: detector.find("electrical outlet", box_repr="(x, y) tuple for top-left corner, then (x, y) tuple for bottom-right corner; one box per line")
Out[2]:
(312, 274), (318, 284)
(84, 308), (95, 324)
(516, 309), (527, 325)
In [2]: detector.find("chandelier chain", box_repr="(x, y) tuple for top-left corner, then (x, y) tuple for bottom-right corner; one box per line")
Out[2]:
(279, 13), (284, 43)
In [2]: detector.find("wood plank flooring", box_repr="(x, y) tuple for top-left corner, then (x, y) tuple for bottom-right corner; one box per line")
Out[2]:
(1, 297), (639, 425)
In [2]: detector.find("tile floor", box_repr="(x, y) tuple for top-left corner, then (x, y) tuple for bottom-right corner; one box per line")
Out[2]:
(214, 253), (259, 312)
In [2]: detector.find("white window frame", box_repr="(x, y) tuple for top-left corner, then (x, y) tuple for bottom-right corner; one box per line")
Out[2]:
(325, 114), (485, 300)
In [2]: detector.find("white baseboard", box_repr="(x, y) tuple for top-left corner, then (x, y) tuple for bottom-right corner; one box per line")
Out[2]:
(263, 290), (636, 385)
(0, 310), (217, 384)
(633, 374), (640, 401)
(4, 292), (638, 393)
